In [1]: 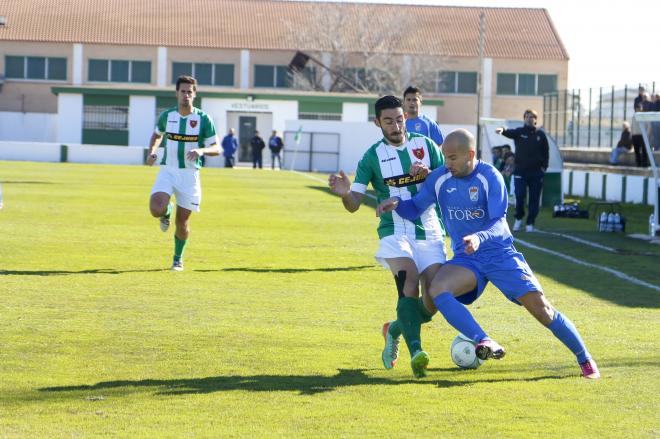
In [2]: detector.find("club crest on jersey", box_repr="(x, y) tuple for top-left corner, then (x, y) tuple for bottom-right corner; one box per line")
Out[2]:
(190, 120), (198, 128)
(412, 147), (425, 160)
(415, 123), (422, 131)
(468, 186), (479, 202)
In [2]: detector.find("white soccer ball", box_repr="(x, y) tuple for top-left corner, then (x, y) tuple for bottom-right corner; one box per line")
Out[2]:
(450, 333), (484, 369)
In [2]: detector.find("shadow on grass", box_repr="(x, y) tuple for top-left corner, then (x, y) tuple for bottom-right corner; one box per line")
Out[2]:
(0, 268), (169, 276)
(38, 368), (568, 397)
(0, 180), (55, 185)
(196, 265), (376, 274)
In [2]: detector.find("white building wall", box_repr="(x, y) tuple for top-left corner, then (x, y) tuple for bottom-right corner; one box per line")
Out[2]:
(588, 172), (604, 199)
(0, 112), (57, 142)
(605, 174), (623, 201)
(342, 103), (368, 122)
(240, 50), (250, 89)
(57, 93), (83, 144)
(626, 176), (645, 203)
(72, 44), (83, 86)
(202, 98), (297, 136)
(129, 96), (156, 147)
(157, 47), (167, 86)
(572, 171), (587, 197)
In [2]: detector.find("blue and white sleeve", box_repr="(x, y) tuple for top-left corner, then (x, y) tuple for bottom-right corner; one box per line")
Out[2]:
(429, 120), (444, 146)
(395, 170), (440, 221)
(474, 170), (509, 244)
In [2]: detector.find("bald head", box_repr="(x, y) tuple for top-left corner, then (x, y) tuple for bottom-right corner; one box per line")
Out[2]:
(444, 129), (475, 153)
(442, 129), (476, 177)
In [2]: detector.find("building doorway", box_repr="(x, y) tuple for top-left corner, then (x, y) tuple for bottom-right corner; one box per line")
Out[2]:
(227, 112), (274, 164)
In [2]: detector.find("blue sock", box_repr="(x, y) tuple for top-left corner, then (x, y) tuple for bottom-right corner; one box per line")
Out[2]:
(433, 292), (487, 343)
(547, 311), (591, 363)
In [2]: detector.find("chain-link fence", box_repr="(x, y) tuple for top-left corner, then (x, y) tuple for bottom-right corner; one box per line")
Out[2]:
(543, 82), (657, 148)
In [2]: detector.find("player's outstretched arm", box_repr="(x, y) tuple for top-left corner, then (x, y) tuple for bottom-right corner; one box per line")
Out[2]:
(328, 170), (363, 212)
(146, 133), (163, 166)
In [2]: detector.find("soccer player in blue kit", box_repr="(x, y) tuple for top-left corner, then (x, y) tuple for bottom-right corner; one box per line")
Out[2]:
(403, 86), (444, 147)
(377, 129), (600, 379)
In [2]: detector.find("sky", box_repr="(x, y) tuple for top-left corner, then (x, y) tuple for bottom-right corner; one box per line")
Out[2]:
(298, 0), (660, 90)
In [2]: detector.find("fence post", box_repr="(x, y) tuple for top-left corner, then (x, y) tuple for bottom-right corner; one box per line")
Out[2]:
(598, 87), (603, 147)
(610, 85), (615, 147)
(587, 88), (592, 147)
(563, 88), (568, 147)
(576, 89), (581, 147)
(623, 84), (628, 122)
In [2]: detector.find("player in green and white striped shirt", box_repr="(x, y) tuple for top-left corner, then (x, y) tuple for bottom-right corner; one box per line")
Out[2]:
(329, 95), (446, 378)
(146, 75), (220, 271)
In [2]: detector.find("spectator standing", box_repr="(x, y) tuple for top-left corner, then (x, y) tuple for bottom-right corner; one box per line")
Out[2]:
(501, 151), (515, 193)
(653, 93), (660, 152)
(631, 104), (649, 167)
(221, 128), (238, 168)
(609, 122), (633, 165)
(250, 131), (266, 169)
(269, 130), (284, 170)
(495, 109), (549, 232)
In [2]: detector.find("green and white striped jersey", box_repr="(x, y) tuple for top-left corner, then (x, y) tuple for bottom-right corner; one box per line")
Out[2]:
(155, 107), (218, 169)
(351, 132), (445, 240)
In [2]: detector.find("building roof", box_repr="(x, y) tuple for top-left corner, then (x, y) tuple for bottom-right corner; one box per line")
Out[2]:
(0, 0), (569, 60)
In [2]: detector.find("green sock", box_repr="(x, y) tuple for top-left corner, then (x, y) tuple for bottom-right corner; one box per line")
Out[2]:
(388, 320), (402, 338)
(164, 203), (172, 219)
(397, 297), (423, 357)
(174, 236), (187, 261)
(389, 298), (433, 338)
(417, 298), (434, 324)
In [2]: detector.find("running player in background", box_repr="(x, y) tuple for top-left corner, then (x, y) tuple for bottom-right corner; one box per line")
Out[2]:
(377, 129), (600, 378)
(146, 75), (220, 271)
(403, 86), (444, 147)
(328, 95), (446, 378)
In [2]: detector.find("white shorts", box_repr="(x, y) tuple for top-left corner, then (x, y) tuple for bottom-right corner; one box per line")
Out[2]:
(150, 167), (201, 212)
(375, 234), (447, 273)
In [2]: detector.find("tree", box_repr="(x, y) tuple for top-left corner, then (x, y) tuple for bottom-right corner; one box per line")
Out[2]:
(284, 3), (446, 95)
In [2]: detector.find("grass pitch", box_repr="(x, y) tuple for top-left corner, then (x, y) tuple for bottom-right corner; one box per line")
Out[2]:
(0, 161), (658, 438)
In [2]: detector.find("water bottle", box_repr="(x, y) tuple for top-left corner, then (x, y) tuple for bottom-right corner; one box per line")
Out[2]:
(650, 214), (656, 237)
(614, 213), (621, 232)
(607, 212), (615, 232)
(599, 212), (607, 232)
(553, 204), (559, 216)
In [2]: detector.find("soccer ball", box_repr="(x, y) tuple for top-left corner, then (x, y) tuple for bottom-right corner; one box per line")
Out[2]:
(450, 333), (484, 369)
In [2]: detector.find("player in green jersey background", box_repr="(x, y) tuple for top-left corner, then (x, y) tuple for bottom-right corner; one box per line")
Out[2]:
(146, 75), (220, 271)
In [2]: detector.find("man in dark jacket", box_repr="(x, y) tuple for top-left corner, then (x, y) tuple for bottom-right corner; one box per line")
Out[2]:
(496, 109), (549, 232)
(250, 131), (266, 169)
(269, 130), (284, 170)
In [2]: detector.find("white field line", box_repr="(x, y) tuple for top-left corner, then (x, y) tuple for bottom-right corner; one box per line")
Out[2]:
(294, 171), (660, 292)
(533, 229), (617, 253)
(515, 237), (660, 292)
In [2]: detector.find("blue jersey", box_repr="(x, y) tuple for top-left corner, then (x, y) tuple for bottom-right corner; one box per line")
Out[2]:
(396, 161), (512, 256)
(406, 114), (444, 146)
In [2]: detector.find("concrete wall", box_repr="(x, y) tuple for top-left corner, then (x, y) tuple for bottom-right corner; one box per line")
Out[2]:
(0, 112), (58, 142)
(564, 165), (655, 205)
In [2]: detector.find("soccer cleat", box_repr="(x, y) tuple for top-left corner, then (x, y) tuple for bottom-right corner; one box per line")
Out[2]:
(159, 203), (173, 232)
(579, 359), (601, 379)
(513, 219), (522, 232)
(410, 350), (430, 378)
(475, 338), (506, 360)
(171, 259), (184, 271)
(526, 224), (535, 232)
(381, 321), (400, 370)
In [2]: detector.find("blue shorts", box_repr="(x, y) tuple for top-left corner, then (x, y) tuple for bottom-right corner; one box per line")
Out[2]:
(447, 246), (543, 306)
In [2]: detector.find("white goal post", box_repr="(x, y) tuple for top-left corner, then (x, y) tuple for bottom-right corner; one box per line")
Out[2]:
(633, 112), (660, 237)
